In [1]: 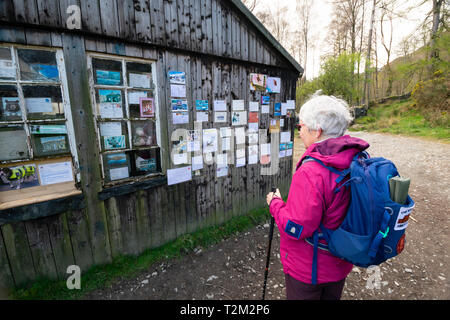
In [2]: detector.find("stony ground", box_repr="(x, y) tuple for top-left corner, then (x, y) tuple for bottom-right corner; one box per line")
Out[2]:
(84, 131), (449, 300)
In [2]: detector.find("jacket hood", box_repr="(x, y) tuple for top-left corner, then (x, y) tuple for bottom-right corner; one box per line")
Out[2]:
(297, 135), (370, 170)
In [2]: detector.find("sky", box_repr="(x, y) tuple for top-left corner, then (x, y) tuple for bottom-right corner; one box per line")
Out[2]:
(251, 0), (433, 80)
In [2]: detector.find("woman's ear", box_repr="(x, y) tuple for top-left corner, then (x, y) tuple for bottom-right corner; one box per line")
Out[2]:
(315, 128), (322, 139)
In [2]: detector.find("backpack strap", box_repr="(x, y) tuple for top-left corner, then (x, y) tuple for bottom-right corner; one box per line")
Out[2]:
(303, 156), (350, 184)
(307, 223), (333, 285)
(368, 209), (391, 258)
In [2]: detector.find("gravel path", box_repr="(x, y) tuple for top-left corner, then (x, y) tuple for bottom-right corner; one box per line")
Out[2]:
(84, 131), (449, 300)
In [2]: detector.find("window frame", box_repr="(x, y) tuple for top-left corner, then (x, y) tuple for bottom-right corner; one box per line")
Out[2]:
(86, 52), (163, 187)
(0, 43), (80, 181)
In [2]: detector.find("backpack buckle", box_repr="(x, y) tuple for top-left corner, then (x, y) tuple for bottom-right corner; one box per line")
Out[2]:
(379, 227), (389, 238)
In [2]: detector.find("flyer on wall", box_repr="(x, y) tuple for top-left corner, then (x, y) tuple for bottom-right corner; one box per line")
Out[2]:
(140, 97), (155, 117)
(0, 164), (39, 191)
(168, 71), (186, 84)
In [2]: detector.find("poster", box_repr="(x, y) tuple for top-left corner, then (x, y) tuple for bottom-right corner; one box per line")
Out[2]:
(221, 137), (231, 151)
(248, 112), (258, 123)
(0, 59), (15, 78)
(171, 99), (188, 112)
(261, 105), (270, 114)
(170, 84), (186, 98)
(195, 100), (209, 111)
(173, 112), (189, 124)
(250, 73), (266, 91)
(192, 155), (203, 171)
(196, 111), (208, 122)
(30, 124), (67, 135)
(235, 127), (246, 145)
(1, 97), (21, 118)
(100, 122), (122, 137)
(249, 101), (259, 112)
(110, 167), (129, 181)
(203, 128), (218, 153)
(133, 122), (155, 146)
(167, 166), (192, 185)
(128, 91), (147, 104)
(25, 97), (53, 113)
(140, 97), (155, 117)
(281, 103), (288, 116)
(270, 119), (280, 133)
(168, 71), (186, 84)
(217, 153), (227, 168)
(232, 100), (245, 111)
(236, 157), (246, 167)
(266, 77), (281, 93)
(0, 164), (39, 191)
(232, 111), (246, 126)
(187, 130), (201, 152)
(236, 148), (245, 159)
(280, 131), (291, 143)
(248, 133), (258, 144)
(104, 135), (126, 150)
(40, 136), (67, 153)
(38, 161), (73, 186)
(279, 143), (286, 158)
(261, 96), (270, 105)
(129, 73), (151, 88)
(99, 89), (123, 118)
(30, 64), (59, 81)
(274, 103), (281, 116)
(287, 100), (296, 109)
(105, 153), (127, 166)
(248, 123), (258, 132)
(136, 157), (157, 172)
(96, 70), (121, 85)
(0, 127), (28, 161)
(216, 166), (228, 178)
(220, 127), (232, 137)
(214, 112), (227, 123)
(213, 100), (227, 111)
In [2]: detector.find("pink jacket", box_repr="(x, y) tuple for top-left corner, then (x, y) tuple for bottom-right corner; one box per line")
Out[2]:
(270, 135), (370, 284)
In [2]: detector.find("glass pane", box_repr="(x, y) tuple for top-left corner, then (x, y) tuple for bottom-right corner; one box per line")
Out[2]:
(29, 123), (70, 157)
(92, 58), (123, 86)
(129, 148), (159, 176)
(126, 62), (152, 89)
(0, 47), (16, 80)
(0, 85), (21, 121)
(131, 120), (157, 147)
(18, 49), (59, 81)
(128, 90), (153, 118)
(0, 125), (29, 161)
(98, 121), (129, 151)
(96, 89), (124, 119)
(103, 152), (130, 182)
(22, 85), (64, 120)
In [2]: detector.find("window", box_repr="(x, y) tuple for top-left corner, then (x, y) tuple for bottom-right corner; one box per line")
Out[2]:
(87, 54), (161, 186)
(0, 45), (79, 209)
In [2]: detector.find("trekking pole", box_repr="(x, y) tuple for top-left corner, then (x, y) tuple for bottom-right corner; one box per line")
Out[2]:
(262, 186), (277, 300)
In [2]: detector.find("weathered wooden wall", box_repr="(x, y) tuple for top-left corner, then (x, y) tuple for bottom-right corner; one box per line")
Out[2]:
(0, 0), (300, 289)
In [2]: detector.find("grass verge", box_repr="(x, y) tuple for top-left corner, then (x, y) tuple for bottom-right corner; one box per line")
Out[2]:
(11, 207), (271, 300)
(349, 98), (450, 142)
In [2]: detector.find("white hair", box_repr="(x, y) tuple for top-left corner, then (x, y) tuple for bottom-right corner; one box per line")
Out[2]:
(299, 93), (353, 138)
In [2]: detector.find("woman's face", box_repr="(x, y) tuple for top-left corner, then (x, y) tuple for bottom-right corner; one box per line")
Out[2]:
(299, 120), (321, 148)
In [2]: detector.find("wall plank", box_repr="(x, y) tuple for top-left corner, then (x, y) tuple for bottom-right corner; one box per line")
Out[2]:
(0, 229), (15, 288)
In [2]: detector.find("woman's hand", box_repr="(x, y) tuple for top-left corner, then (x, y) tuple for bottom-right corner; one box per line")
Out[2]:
(266, 188), (282, 206)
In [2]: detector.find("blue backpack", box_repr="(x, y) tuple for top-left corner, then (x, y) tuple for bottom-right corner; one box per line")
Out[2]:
(304, 152), (415, 285)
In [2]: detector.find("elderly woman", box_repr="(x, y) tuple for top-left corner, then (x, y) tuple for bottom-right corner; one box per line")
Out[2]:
(266, 94), (370, 300)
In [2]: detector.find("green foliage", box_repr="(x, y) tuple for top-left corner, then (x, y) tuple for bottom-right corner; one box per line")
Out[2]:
(411, 72), (449, 128)
(350, 98), (450, 141)
(11, 207), (271, 300)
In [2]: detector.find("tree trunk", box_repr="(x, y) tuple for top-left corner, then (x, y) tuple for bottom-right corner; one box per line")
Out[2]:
(364, 0), (377, 106)
(429, 0), (442, 75)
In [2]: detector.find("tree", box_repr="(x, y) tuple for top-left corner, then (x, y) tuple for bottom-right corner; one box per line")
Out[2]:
(241, 0), (259, 12)
(296, 0), (314, 82)
(363, 0), (377, 105)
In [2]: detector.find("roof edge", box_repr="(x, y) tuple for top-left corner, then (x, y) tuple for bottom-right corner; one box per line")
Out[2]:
(230, 0), (304, 75)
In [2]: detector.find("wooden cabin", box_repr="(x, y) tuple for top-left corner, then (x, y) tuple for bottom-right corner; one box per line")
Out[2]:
(0, 0), (303, 288)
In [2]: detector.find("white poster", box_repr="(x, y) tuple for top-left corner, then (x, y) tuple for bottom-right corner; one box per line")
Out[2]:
(261, 143), (271, 155)
(214, 112), (227, 123)
(287, 100), (296, 109)
(261, 105), (270, 114)
(217, 153), (228, 168)
(192, 155), (203, 171)
(216, 166), (228, 177)
(173, 112), (189, 124)
(38, 161), (74, 185)
(222, 137), (231, 151)
(100, 103), (123, 118)
(100, 122), (122, 136)
(236, 148), (245, 159)
(170, 84), (186, 98)
(281, 103), (288, 116)
(248, 123), (258, 132)
(173, 153), (188, 165)
(232, 111), (247, 126)
(0, 59), (15, 78)
(280, 131), (291, 143)
(25, 97), (53, 113)
(232, 100), (245, 111)
(286, 149), (293, 157)
(266, 77), (281, 93)
(235, 127), (246, 145)
(110, 167), (129, 181)
(236, 157), (246, 167)
(128, 91), (148, 104)
(129, 73), (151, 88)
(220, 127), (232, 137)
(248, 154), (258, 165)
(248, 133), (258, 144)
(167, 166), (192, 185)
(249, 101), (259, 112)
(196, 111), (209, 122)
(213, 100), (227, 111)
(203, 128), (218, 153)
